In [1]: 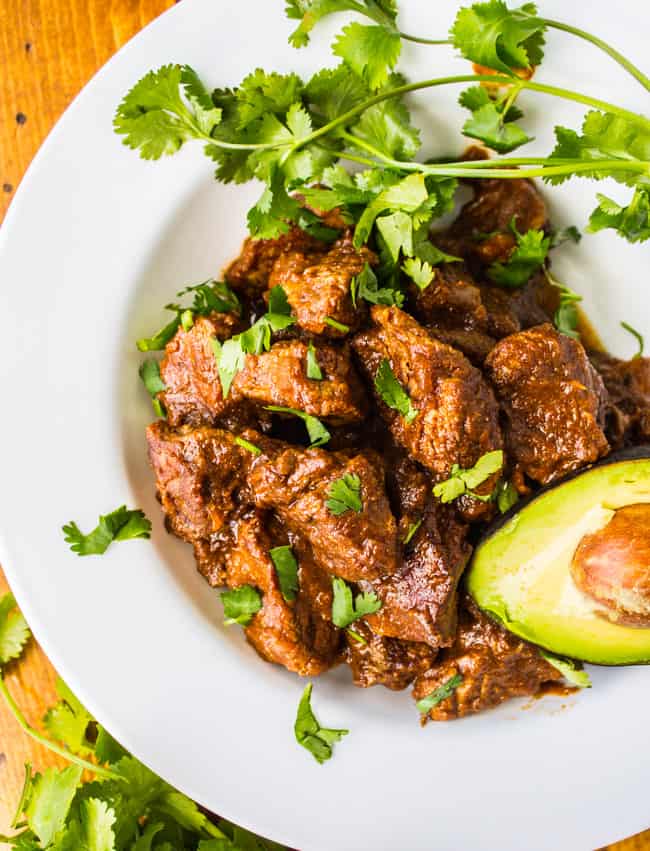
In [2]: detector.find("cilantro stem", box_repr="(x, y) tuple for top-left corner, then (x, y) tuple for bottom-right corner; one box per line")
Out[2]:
(541, 19), (650, 93)
(399, 33), (451, 45)
(0, 672), (121, 781)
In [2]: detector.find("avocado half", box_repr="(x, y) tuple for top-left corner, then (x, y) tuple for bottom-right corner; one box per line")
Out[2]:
(466, 447), (650, 665)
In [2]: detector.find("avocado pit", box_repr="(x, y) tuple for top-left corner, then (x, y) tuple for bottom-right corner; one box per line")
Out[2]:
(571, 504), (650, 627)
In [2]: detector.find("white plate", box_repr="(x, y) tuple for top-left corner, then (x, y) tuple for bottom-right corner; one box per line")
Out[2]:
(1, 1), (649, 848)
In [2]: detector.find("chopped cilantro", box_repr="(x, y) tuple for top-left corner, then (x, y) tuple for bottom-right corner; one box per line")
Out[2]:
(416, 673), (463, 714)
(220, 585), (263, 626)
(294, 683), (349, 764)
(270, 546), (299, 602)
(554, 283), (582, 340)
(331, 577), (382, 628)
(433, 450), (504, 504)
(374, 358), (418, 423)
(539, 650), (592, 688)
(138, 359), (166, 418)
(265, 405), (331, 446)
(346, 628), (367, 645)
(621, 321), (645, 358)
(326, 473), (363, 515)
(489, 224), (551, 287)
(402, 256), (435, 291)
(496, 480), (519, 514)
(234, 436), (262, 456)
(306, 341), (323, 379)
(403, 517), (423, 545)
(351, 262), (404, 307)
(323, 316), (351, 333)
(62, 507), (151, 556)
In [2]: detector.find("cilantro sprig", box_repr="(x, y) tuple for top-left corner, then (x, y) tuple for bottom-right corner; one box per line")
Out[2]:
(488, 222), (550, 287)
(374, 358), (418, 423)
(220, 585), (263, 626)
(331, 577), (382, 628)
(326, 473), (363, 515)
(62, 506), (151, 556)
(433, 450), (504, 503)
(294, 683), (349, 764)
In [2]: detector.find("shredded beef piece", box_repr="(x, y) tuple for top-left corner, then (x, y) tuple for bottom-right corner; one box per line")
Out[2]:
(590, 351), (650, 448)
(235, 340), (367, 424)
(248, 445), (399, 581)
(485, 323), (609, 484)
(269, 231), (376, 337)
(442, 178), (548, 265)
(225, 510), (340, 676)
(346, 622), (437, 690)
(352, 306), (502, 516)
(413, 598), (563, 721)
(224, 226), (327, 296)
(363, 501), (471, 648)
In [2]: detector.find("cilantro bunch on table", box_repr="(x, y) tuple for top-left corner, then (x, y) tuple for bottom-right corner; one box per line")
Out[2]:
(0, 592), (286, 851)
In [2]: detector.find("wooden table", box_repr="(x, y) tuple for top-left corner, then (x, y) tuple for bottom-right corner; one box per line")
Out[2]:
(0, 1), (647, 848)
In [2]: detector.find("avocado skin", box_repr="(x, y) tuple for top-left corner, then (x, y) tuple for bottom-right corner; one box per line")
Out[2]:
(466, 446), (650, 667)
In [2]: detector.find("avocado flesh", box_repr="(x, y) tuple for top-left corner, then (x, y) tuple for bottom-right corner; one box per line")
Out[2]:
(467, 455), (650, 665)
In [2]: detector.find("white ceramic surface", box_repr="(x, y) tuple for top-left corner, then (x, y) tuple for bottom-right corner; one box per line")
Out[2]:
(1, 1), (649, 848)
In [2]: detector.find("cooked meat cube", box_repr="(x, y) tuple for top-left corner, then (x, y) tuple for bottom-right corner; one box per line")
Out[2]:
(269, 232), (376, 337)
(413, 598), (563, 721)
(363, 502), (471, 647)
(352, 306), (502, 512)
(225, 510), (340, 676)
(146, 421), (255, 585)
(224, 226), (327, 296)
(410, 262), (488, 331)
(159, 315), (254, 428)
(387, 451), (430, 537)
(485, 323), (609, 484)
(248, 445), (399, 581)
(591, 352), (650, 448)
(346, 622), (437, 690)
(428, 326), (496, 365)
(443, 178), (548, 265)
(235, 340), (368, 424)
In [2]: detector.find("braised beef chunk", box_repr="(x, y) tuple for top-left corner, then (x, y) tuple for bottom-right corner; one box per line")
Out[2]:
(352, 306), (502, 512)
(346, 622), (437, 690)
(427, 326), (496, 365)
(159, 315), (253, 428)
(413, 598), (562, 721)
(363, 502), (471, 648)
(225, 510), (340, 676)
(410, 262), (487, 331)
(269, 231), (376, 337)
(146, 421), (254, 585)
(224, 226), (327, 296)
(248, 445), (399, 581)
(485, 324), (609, 485)
(590, 352), (650, 448)
(235, 340), (368, 424)
(442, 178), (548, 265)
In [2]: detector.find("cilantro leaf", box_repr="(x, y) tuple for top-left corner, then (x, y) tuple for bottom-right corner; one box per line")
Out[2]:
(488, 224), (550, 286)
(294, 683), (348, 764)
(136, 316), (181, 353)
(402, 256), (435, 291)
(305, 64), (370, 124)
(43, 678), (94, 757)
(306, 342), (323, 380)
(331, 577), (381, 627)
(496, 480), (519, 513)
(553, 283), (582, 340)
(220, 586), (263, 626)
(355, 172), (428, 247)
(138, 360), (166, 418)
(265, 406), (331, 446)
(333, 23), (401, 91)
(350, 263), (404, 307)
(416, 673), (463, 714)
(403, 517), (423, 545)
(374, 358), (418, 423)
(451, 1), (545, 74)
(270, 546), (299, 602)
(234, 436), (262, 456)
(25, 765), (82, 847)
(433, 450), (503, 503)
(286, 0), (397, 48)
(326, 474), (363, 515)
(376, 210), (413, 262)
(539, 650), (592, 688)
(352, 73), (421, 160)
(217, 338), (248, 398)
(114, 64), (222, 160)
(72, 798), (117, 851)
(621, 321), (645, 358)
(0, 593), (30, 665)
(461, 99), (532, 154)
(247, 164), (302, 239)
(588, 188), (650, 243)
(62, 507), (151, 556)
(267, 284), (292, 316)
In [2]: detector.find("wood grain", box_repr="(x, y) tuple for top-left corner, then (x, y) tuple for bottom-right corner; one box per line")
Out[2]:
(0, 0), (647, 848)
